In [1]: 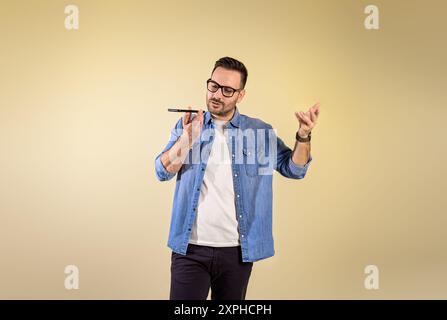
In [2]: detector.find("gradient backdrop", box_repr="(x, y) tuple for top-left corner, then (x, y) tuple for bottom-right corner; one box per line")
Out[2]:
(0, 0), (446, 299)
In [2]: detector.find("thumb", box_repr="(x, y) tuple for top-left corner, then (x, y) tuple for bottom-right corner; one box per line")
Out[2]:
(182, 106), (192, 126)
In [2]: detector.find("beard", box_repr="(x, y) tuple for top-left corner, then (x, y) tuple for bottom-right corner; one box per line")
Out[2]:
(207, 99), (234, 117)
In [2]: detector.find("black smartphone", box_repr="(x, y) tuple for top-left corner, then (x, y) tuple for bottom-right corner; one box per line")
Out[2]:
(167, 108), (199, 113)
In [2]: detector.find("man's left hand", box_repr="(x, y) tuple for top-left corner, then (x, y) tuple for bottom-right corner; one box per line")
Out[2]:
(295, 102), (320, 138)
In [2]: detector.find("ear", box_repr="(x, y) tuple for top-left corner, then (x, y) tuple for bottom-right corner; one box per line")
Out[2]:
(236, 89), (246, 103)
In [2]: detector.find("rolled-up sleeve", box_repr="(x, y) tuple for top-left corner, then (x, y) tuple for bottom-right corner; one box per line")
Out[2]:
(155, 154), (176, 181)
(287, 154), (312, 179)
(154, 118), (183, 181)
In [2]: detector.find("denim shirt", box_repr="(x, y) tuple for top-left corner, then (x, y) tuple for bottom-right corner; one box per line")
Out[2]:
(155, 107), (312, 262)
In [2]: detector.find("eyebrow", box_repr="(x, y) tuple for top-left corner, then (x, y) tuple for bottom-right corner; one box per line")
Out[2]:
(209, 79), (238, 90)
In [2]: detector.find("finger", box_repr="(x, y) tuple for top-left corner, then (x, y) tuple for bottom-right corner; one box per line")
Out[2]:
(298, 111), (308, 125)
(295, 112), (303, 122)
(183, 106), (192, 126)
(305, 111), (312, 121)
(297, 111), (307, 124)
(309, 109), (317, 123)
(309, 103), (319, 116)
(314, 103), (320, 116)
(301, 112), (314, 127)
(192, 109), (201, 122)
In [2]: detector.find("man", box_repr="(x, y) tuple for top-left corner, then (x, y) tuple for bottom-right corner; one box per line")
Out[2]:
(155, 57), (320, 300)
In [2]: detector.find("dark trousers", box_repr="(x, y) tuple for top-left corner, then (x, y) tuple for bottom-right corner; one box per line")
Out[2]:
(170, 244), (253, 300)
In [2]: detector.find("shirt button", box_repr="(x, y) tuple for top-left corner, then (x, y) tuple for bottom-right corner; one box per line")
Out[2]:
(239, 215), (242, 218)
(241, 234), (244, 238)
(232, 154), (235, 157)
(234, 173), (237, 177)
(237, 194), (240, 198)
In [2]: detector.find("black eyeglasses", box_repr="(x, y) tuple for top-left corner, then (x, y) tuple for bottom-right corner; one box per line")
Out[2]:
(206, 79), (242, 98)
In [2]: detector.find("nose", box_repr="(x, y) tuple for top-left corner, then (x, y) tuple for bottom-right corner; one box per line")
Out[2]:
(211, 88), (224, 100)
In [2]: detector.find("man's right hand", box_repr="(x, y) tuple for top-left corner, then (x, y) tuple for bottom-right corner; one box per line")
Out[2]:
(182, 106), (204, 148)
(160, 106), (204, 175)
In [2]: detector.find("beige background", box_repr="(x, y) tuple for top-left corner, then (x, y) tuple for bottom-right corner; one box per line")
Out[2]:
(0, 0), (446, 299)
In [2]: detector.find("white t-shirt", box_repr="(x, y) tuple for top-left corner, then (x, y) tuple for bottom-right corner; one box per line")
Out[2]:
(189, 119), (240, 247)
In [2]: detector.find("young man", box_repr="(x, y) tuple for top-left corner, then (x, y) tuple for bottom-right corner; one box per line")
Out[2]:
(155, 57), (320, 300)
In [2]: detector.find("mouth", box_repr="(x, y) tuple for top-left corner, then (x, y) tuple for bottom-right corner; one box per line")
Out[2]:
(210, 101), (221, 107)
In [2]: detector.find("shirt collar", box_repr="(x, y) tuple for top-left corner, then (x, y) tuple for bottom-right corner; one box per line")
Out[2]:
(205, 106), (241, 128)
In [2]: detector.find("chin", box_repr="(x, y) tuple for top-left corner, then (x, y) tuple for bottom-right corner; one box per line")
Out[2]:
(208, 104), (223, 113)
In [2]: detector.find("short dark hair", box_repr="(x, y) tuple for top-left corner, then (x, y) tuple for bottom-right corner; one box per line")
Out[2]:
(212, 57), (248, 89)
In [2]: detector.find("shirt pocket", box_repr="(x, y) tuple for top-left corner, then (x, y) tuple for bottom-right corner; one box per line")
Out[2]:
(243, 147), (259, 176)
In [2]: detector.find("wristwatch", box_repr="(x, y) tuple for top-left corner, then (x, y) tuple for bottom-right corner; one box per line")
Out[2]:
(296, 131), (311, 143)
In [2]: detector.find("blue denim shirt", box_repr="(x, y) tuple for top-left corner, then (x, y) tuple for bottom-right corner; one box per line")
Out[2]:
(155, 107), (312, 262)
